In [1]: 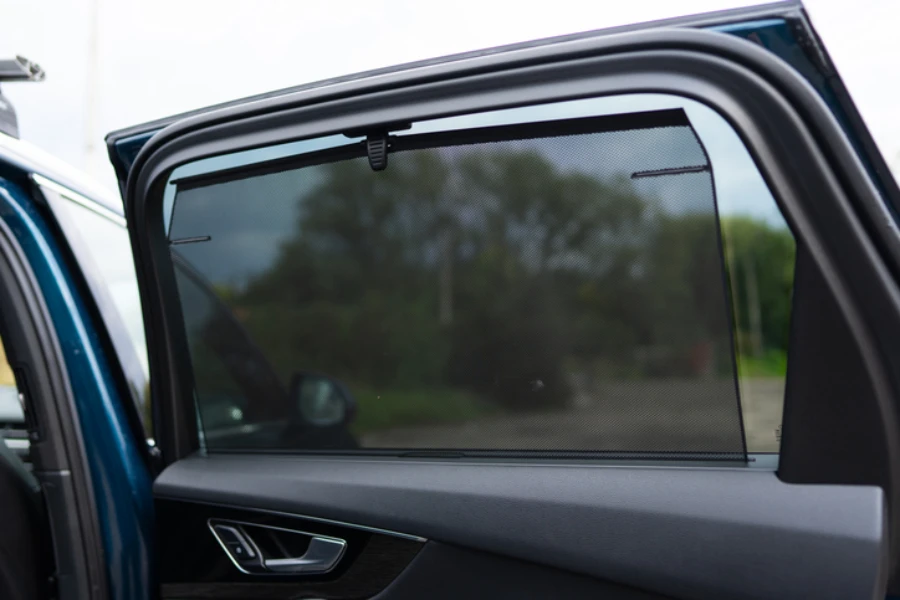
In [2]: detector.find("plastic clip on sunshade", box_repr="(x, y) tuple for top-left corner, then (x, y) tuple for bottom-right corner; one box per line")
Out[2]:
(366, 132), (390, 171)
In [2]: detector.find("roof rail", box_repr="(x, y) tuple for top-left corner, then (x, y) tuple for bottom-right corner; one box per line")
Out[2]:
(0, 56), (44, 139)
(0, 56), (45, 82)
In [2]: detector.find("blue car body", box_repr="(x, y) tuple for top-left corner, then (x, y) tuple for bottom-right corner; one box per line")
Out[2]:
(0, 144), (155, 600)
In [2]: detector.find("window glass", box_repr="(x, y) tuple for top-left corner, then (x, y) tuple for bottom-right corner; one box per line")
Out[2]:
(167, 94), (794, 458)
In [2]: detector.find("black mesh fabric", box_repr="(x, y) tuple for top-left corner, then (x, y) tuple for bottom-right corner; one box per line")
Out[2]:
(169, 109), (746, 458)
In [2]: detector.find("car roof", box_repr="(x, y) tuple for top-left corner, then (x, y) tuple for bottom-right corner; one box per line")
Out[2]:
(0, 131), (124, 218)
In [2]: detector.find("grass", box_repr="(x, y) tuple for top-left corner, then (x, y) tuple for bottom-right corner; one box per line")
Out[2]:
(737, 349), (788, 378)
(348, 386), (496, 435)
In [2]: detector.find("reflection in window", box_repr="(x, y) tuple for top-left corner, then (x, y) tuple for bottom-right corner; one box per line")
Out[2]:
(52, 200), (148, 378)
(167, 95), (794, 459)
(43, 184), (150, 428)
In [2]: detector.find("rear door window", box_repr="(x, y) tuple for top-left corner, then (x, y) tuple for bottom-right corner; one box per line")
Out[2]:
(166, 94), (793, 459)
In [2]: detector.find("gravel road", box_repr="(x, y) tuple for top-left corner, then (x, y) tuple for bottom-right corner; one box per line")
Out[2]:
(361, 377), (784, 454)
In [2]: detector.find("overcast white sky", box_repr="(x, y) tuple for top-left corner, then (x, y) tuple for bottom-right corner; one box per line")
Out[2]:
(0, 0), (897, 195)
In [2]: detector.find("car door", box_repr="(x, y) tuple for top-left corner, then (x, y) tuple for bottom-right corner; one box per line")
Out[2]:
(107, 3), (900, 599)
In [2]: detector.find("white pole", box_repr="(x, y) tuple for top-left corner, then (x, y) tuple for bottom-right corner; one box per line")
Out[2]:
(84, 0), (100, 174)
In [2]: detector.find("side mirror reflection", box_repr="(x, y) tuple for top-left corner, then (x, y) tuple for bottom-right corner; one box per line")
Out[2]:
(289, 373), (355, 428)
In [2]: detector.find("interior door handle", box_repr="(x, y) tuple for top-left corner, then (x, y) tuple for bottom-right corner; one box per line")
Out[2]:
(263, 535), (347, 574)
(209, 519), (347, 575)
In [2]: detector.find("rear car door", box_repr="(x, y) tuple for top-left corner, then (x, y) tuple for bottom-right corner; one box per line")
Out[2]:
(108, 4), (900, 599)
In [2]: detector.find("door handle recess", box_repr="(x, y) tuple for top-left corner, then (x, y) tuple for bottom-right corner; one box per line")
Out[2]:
(209, 519), (347, 575)
(264, 536), (346, 573)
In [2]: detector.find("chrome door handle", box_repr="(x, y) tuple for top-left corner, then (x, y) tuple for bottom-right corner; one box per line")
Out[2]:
(209, 519), (347, 575)
(263, 535), (346, 574)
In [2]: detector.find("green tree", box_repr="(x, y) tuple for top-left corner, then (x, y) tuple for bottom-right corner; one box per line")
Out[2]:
(720, 216), (795, 360)
(237, 148), (650, 409)
(225, 145), (794, 415)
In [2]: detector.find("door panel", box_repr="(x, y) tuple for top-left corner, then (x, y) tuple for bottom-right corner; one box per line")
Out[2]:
(156, 499), (423, 599)
(158, 498), (669, 600)
(372, 543), (671, 600)
(155, 455), (885, 600)
(115, 7), (900, 600)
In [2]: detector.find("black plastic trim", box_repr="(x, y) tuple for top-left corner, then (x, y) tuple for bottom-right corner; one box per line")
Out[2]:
(173, 108), (688, 191)
(209, 448), (748, 462)
(156, 454), (887, 600)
